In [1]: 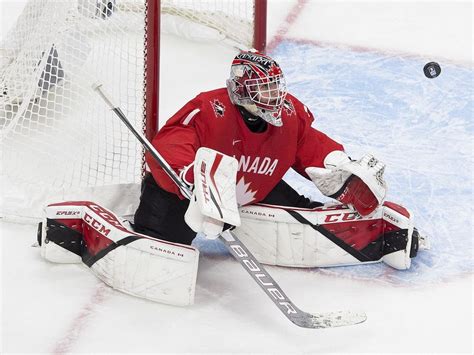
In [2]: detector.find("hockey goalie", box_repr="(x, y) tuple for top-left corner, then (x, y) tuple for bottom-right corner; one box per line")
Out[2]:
(38, 51), (429, 306)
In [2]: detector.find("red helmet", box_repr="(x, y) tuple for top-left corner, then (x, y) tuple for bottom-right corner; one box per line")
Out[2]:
(226, 51), (287, 126)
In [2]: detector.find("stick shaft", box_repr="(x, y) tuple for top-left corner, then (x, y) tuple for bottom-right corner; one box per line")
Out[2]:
(93, 83), (191, 199)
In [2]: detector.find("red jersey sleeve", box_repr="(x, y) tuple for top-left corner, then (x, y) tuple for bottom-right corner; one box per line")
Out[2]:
(293, 105), (344, 178)
(146, 98), (201, 198)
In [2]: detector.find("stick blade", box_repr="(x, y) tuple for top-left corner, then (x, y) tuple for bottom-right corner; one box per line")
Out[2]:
(292, 310), (367, 329)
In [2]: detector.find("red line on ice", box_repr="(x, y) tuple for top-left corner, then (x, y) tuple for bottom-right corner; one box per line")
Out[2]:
(52, 284), (108, 354)
(266, 1), (467, 67)
(266, 0), (309, 53)
(283, 36), (469, 66)
(281, 36), (434, 60)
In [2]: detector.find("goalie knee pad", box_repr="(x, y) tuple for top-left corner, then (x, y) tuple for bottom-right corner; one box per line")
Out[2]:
(233, 201), (426, 270)
(40, 201), (199, 306)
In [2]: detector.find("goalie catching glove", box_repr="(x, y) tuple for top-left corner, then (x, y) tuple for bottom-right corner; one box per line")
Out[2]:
(306, 151), (387, 216)
(184, 147), (241, 238)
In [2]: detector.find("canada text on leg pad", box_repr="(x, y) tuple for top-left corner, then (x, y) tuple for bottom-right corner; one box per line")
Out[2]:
(39, 201), (199, 306)
(233, 201), (424, 270)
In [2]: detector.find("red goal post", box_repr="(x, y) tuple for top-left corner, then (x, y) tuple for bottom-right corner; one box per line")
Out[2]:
(146, 0), (267, 140)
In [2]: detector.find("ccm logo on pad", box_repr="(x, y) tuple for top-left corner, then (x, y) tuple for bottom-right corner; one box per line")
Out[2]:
(324, 212), (361, 223)
(84, 212), (111, 237)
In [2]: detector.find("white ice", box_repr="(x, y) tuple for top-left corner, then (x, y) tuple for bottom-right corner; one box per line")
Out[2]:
(1, 0), (473, 353)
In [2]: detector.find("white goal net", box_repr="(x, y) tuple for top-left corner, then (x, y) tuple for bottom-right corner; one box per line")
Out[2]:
(0, 0), (260, 221)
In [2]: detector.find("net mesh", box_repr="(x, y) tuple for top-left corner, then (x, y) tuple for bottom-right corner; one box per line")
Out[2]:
(0, 0), (256, 220)
(162, 0), (254, 47)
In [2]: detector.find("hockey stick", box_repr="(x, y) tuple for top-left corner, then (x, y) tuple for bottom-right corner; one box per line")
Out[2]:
(93, 83), (367, 329)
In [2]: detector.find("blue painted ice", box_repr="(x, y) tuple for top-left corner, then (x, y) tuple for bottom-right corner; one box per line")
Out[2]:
(269, 41), (473, 284)
(196, 42), (473, 285)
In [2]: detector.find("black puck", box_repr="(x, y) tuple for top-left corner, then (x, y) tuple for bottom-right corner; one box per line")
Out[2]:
(423, 62), (441, 78)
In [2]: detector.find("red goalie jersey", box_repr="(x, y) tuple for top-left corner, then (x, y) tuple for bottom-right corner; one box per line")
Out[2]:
(147, 88), (344, 206)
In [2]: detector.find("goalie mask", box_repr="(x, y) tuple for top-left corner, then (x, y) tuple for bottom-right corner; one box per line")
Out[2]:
(226, 52), (287, 127)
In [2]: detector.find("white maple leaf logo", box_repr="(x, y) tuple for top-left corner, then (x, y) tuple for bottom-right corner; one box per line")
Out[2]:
(236, 176), (257, 206)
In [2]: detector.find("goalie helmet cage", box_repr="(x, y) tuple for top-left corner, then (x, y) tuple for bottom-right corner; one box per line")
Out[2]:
(0, 0), (267, 222)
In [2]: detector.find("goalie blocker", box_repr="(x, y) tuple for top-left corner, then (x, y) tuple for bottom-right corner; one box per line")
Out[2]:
(233, 201), (428, 270)
(38, 201), (199, 306)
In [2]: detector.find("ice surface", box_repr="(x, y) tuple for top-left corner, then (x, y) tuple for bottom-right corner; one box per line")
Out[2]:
(276, 42), (473, 285)
(1, 0), (472, 353)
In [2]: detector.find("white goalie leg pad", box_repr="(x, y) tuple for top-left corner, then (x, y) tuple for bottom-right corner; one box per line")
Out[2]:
(233, 204), (374, 268)
(82, 202), (199, 306)
(42, 201), (199, 306)
(233, 202), (418, 270)
(92, 238), (199, 307)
